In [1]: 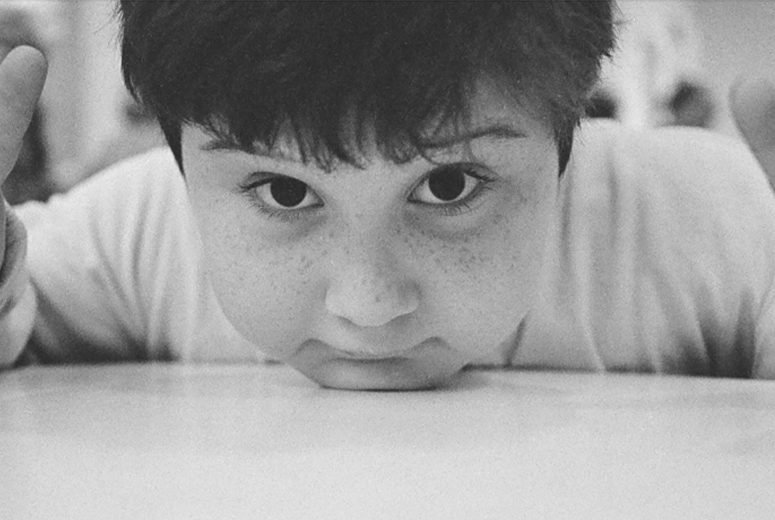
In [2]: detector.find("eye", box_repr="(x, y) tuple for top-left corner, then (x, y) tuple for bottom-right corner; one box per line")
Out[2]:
(410, 164), (489, 206)
(251, 175), (321, 211)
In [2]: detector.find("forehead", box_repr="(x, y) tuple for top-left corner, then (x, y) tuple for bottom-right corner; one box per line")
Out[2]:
(189, 78), (552, 165)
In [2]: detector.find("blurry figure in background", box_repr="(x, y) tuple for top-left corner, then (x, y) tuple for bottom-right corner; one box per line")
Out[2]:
(78, 94), (166, 180)
(588, 0), (716, 129)
(0, 8), (56, 205)
(667, 80), (715, 128)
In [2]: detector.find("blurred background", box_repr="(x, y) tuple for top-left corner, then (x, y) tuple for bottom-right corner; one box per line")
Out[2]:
(0, 0), (774, 203)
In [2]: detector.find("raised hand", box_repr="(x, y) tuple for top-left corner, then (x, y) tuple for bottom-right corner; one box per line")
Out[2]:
(730, 77), (775, 191)
(0, 46), (47, 270)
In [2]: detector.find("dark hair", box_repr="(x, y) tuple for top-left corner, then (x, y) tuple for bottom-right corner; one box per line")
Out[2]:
(118, 1), (615, 173)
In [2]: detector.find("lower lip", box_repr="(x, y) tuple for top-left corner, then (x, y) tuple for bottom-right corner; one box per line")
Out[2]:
(298, 338), (456, 390)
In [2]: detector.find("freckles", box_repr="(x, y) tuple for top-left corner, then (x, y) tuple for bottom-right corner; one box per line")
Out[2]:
(293, 252), (320, 292)
(298, 253), (313, 273)
(445, 244), (496, 283)
(400, 209), (521, 282)
(409, 229), (491, 278)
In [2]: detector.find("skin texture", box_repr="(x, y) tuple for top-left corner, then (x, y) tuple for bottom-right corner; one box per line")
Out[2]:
(183, 81), (560, 390)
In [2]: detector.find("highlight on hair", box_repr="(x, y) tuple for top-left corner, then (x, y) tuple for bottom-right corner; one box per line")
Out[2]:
(118, 1), (616, 172)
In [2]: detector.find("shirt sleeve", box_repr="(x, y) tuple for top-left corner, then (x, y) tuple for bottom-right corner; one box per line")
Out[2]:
(527, 121), (775, 378)
(15, 148), (185, 363)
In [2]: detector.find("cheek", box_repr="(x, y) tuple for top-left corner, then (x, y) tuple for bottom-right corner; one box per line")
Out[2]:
(414, 181), (556, 349)
(188, 189), (319, 354)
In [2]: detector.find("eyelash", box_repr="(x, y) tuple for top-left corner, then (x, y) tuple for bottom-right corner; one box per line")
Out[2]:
(237, 165), (496, 222)
(410, 165), (495, 217)
(238, 176), (317, 222)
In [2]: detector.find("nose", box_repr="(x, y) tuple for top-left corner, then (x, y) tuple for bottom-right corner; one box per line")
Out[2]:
(324, 234), (420, 328)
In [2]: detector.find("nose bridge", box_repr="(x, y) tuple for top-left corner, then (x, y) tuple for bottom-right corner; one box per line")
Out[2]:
(346, 219), (395, 277)
(324, 218), (419, 327)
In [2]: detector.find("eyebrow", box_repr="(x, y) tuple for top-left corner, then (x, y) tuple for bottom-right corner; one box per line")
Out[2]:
(200, 137), (302, 163)
(199, 124), (527, 161)
(417, 124), (527, 149)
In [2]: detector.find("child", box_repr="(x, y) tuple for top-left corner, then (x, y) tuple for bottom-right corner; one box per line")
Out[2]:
(1, 1), (775, 391)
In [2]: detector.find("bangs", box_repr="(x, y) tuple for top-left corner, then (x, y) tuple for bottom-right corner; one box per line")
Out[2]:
(197, 3), (483, 169)
(120, 1), (615, 170)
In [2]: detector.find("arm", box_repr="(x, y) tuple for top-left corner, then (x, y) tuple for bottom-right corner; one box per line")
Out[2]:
(15, 150), (186, 364)
(0, 46), (46, 367)
(0, 45), (176, 366)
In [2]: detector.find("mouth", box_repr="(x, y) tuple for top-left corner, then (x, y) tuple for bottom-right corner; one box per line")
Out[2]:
(299, 338), (438, 362)
(331, 344), (422, 361)
(290, 337), (463, 391)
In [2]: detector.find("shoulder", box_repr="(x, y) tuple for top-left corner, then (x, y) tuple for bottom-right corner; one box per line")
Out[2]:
(570, 119), (766, 194)
(559, 121), (775, 375)
(567, 120), (775, 254)
(16, 147), (210, 360)
(17, 146), (191, 278)
(17, 146), (183, 228)
(71, 146), (193, 258)
(17, 145), (191, 277)
(81, 146), (183, 208)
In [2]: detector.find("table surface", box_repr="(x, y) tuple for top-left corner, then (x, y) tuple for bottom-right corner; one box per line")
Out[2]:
(2, 363), (775, 520)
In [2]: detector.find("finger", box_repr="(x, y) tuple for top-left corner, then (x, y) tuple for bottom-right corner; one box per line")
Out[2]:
(0, 46), (46, 268)
(729, 77), (775, 191)
(0, 46), (47, 185)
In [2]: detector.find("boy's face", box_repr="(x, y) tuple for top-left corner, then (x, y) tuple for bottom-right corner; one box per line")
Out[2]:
(182, 80), (559, 390)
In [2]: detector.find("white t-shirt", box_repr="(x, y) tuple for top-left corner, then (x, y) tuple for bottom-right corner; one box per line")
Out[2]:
(6, 120), (775, 377)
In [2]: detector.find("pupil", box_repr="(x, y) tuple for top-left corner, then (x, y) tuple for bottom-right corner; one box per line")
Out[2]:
(270, 178), (307, 207)
(428, 169), (465, 202)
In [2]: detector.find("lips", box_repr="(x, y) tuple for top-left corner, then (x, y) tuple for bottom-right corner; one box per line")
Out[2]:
(291, 337), (464, 390)
(297, 337), (443, 362)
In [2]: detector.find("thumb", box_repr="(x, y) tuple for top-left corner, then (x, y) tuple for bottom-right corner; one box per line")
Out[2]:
(729, 76), (775, 191)
(0, 45), (47, 185)
(0, 46), (47, 271)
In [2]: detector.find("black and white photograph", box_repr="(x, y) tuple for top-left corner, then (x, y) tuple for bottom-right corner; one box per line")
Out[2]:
(1, 1), (774, 518)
